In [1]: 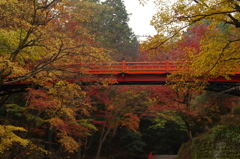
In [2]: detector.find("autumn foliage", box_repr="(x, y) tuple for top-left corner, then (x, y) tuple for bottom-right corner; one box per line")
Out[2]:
(0, 0), (143, 158)
(1, 0), (240, 158)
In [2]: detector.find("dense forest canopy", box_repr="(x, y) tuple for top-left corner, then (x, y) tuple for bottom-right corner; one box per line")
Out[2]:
(0, 0), (240, 158)
(142, 0), (240, 78)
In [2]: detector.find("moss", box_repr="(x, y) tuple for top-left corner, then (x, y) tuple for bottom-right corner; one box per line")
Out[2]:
(178, 135), (240, 159)
(232, 106), (240, 115)
(177, 142), (191, 159)
(178, 114), (240, 159)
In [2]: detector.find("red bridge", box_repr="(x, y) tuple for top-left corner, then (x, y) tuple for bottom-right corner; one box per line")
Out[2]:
(81, 60), (179, 85)
(82, 60), (240, 96)
(87, 60), (179, 75)
(2, 60), (240, 96)
(79, 60), (240, 84)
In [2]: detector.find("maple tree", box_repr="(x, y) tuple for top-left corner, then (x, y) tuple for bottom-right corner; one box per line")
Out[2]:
(0, 0), (144, 158)
(142, 82), (240, 142)
(137, 5), (240, 145)
(193, 91), (239, 124)
(138, 22), (208, 62)
(28, 81), (95, 152)
(85, 85), (153, 159)
(0, 125), (29, 154)
(0, 0), (112, 157)
(138, 21), (239, 140)
(0, 82), (97, 158)
(0, 0), (111, 88)
(145, 85), (199, 141)
(141, 0), (240, 85)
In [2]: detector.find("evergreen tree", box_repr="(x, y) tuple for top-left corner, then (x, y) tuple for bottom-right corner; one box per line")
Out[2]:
(80, 0), (139, 61)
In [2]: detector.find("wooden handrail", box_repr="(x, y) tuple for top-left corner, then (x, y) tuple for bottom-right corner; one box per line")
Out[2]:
(85, 60), (181, 74)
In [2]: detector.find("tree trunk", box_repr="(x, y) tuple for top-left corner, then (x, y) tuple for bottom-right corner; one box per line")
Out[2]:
(77, 138), (90, 159)
(111, 126), (118, 139)
(44, 123), (52, 159)
(0, 94), (11, 109)
(77, 145), (82, 159)
(7, 147), (20, 159)
(181, 116), (193, 141)
(95, 125), (111, 159)
(185, 122), (193, 141)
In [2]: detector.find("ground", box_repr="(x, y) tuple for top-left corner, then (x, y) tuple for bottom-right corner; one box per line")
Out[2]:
(151, 155), (177, 159)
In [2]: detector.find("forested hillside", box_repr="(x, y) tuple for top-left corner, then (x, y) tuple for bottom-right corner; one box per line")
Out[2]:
(141, 0), (240, 158)
(1, 0), (240, 159)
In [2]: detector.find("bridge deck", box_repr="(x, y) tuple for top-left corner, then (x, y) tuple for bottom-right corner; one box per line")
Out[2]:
(2, 60), (240, 96)
(3, 60), (240, 83)
(73, 60), (240, 83)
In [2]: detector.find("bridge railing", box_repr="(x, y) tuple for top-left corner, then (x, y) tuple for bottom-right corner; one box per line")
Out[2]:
(87, 60), (181, 74)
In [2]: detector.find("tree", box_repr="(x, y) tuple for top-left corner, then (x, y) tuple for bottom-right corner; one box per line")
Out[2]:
(102, 0), (139, 61)
(143, 83), (240, 143)
(141, 0), (240, 81)
(138, 21), (209, 62)
(0, 0), (111, 88)
(0, 82), (98, 158)
(145, 85), (199, 141)
(79, 0), (140, 61)
(0, 125), (29, 154)
(28, 82), (94, 153)
(85, 85), (153, 159)
(120, 128), (146, 156)
(0, 0), (112, 157)
(140, 119), (188, 155)
(193, 91), (238, 124)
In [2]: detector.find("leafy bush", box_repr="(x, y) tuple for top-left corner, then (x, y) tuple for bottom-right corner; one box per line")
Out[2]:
(177, 142), (192, 159)
(232, 106), (240, 115)
(210, 125), (240, 143)
(120, 129), (146, 153)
